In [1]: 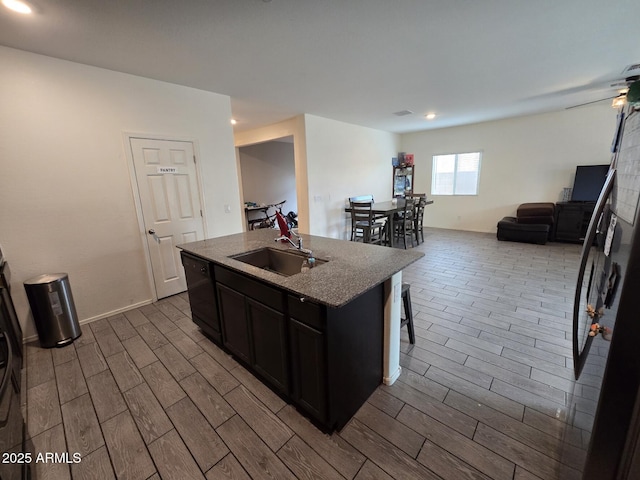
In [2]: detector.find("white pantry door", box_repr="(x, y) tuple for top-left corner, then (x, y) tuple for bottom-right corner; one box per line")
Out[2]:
(130, 138), (205, 299)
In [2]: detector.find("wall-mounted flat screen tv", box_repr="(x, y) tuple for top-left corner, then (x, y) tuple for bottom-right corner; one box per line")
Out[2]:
(571, 164), (610, 202)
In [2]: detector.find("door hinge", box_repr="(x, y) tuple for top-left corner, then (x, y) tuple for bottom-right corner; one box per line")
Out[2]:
(193, 155), (196, 164)
(200, 209), (203, 217)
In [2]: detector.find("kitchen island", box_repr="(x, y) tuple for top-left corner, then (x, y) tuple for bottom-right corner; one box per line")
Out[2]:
(178, 229), (423, 431)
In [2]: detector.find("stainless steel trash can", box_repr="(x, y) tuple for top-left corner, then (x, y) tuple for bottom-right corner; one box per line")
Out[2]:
(24, 273), (81, 348)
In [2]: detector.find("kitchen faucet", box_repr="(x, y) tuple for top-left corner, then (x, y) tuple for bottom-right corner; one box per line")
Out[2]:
(275, 230), (313, 257)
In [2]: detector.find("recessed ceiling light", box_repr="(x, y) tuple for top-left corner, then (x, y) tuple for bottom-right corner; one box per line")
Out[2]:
(425, 113), (436, 120)
(230, 119), (237, 125)
(2, 0), (32, 14)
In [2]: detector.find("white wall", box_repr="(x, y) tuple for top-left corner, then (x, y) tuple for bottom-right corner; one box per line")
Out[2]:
(401, 105), (618, 232)
(239, 140), (298, 217)
(304, 115), (401, 239)
(0, 46), (241, 339)
(237, 115), (400, 239)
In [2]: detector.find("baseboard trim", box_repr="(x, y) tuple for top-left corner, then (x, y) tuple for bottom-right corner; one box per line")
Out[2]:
(23, 299), (154, 344)
(383, 366), (402, 386)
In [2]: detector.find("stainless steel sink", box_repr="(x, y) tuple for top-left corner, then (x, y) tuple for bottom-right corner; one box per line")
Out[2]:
(230, 247), (327, 276)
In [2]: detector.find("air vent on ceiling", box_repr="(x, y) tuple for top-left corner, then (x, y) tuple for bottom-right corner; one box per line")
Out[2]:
(393, 110), (414, 116)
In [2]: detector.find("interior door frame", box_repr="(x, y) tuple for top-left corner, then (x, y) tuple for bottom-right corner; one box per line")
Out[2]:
(233, 117), (309, 235)
(123, 132), (208, 302)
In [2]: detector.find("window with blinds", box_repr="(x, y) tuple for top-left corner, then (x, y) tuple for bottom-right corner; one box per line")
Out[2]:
(431, 152), (481, 195)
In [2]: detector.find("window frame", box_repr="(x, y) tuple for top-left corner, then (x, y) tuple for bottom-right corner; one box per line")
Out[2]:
(431, 151), (482, 196)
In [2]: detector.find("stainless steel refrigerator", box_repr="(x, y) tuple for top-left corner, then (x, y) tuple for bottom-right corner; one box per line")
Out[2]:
(561, 104), (640, 479)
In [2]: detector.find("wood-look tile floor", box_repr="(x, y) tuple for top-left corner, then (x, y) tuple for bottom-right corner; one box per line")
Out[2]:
(25, 228), (587, 480)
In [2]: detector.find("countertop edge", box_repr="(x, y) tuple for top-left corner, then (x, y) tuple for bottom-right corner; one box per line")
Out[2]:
(178, 230), (424, 308)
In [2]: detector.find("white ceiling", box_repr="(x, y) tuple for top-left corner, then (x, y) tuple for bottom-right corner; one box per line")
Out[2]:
(1, 0), (639, 133)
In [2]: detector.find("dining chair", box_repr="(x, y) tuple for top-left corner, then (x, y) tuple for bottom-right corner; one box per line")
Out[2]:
(349, 201), (384, 244)
(414, 197), (427, 244)
(393, 197), (415, 249)
(349, 195), (388, 243)
(349, 194), (375, 203)
(349, 195), (387, 224)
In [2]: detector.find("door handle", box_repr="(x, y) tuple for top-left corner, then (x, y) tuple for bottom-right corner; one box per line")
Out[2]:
(147, 229), (160, 244)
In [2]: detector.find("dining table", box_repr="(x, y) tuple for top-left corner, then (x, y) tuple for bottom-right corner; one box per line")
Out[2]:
(345, 198), (434, 248)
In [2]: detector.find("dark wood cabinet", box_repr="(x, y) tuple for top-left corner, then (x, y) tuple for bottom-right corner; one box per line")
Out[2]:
(287, 288), (383, 430)
(554, 202), (596, 242)
(215, 265), (289, 394)
(198, 263), (384, 432)
(181, 252), (221, 343)
(288, 296), (328, 422)
(216, 283), (252, 364)
(247, 298), (289, 394)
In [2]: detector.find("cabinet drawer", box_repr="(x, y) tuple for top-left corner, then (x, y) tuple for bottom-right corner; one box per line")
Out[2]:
(214, 265), (283, 311)
(288, 295), (324, 331)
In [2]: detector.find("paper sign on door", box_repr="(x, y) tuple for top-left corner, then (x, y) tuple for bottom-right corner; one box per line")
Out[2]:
(157, 166), (178, 174)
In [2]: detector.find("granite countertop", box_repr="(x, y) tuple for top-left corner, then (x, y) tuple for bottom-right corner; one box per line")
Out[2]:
(178, 229), (424, 308)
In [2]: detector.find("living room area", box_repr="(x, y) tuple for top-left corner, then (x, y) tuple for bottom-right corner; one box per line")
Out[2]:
(399, 102), (617, 236)
(232, 99), (617, 244)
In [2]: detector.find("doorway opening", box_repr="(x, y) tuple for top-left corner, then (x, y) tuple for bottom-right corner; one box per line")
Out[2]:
(238, 135), (297, 231)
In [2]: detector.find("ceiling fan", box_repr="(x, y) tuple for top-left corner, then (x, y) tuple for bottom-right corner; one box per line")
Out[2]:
(565, 63), (640, 110)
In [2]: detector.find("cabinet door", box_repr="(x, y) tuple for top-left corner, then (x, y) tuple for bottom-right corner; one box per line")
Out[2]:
(289, 318), (327, 422)
(247, 298), (289, 394)
(216, 283), (251, 364)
